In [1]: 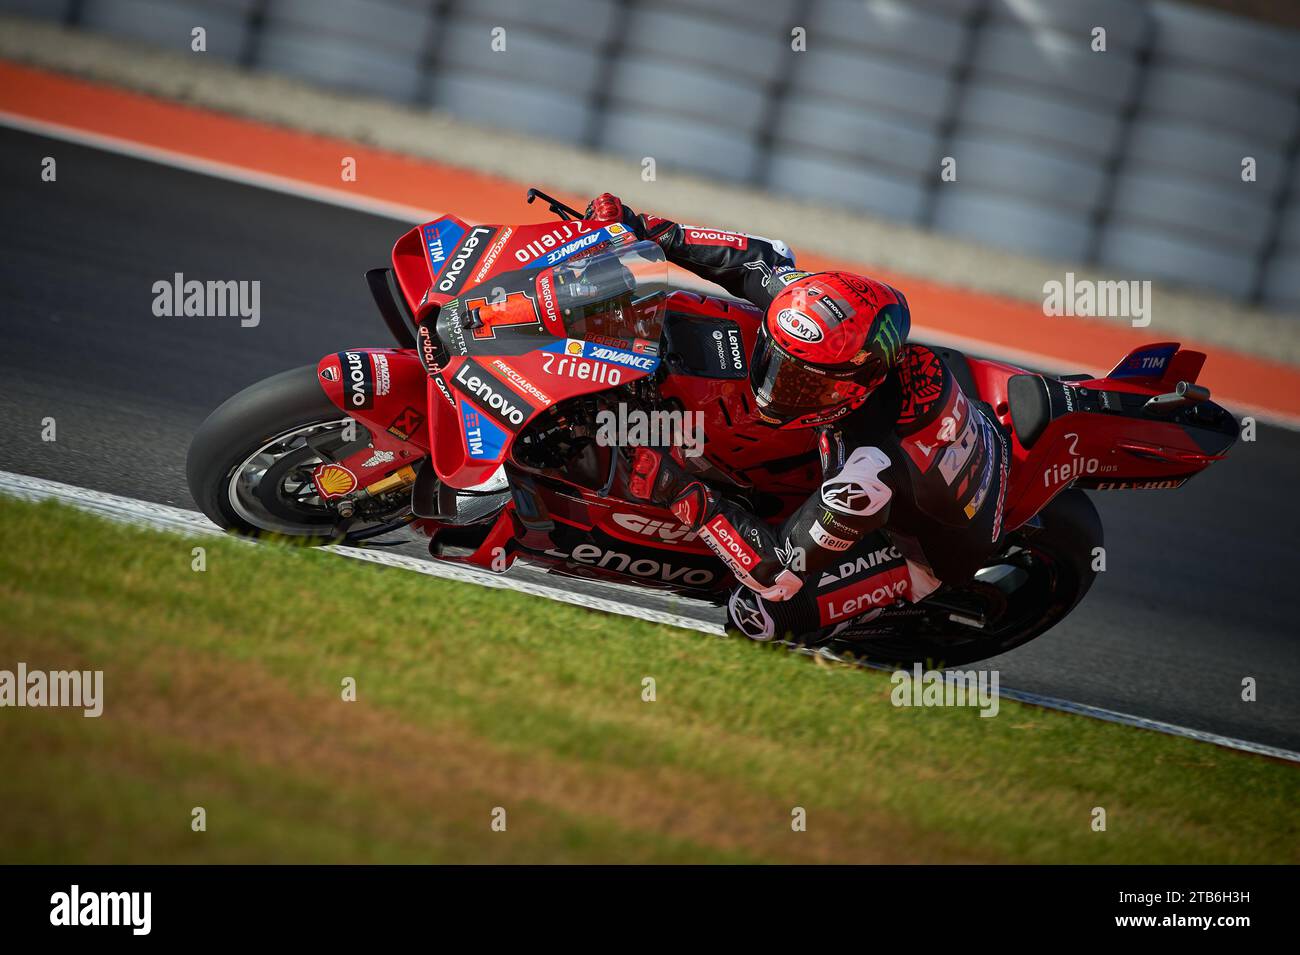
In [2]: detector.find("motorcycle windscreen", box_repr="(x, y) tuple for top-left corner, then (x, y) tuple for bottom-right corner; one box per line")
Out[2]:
(412, 217), (645, 311)
(431, 241), (671, 488)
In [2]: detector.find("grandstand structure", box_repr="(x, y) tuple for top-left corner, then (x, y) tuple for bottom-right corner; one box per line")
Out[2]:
(12, 0), (1298, 312)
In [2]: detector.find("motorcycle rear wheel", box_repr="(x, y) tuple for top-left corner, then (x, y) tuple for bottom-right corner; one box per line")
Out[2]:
(819, 489), (1103, 667)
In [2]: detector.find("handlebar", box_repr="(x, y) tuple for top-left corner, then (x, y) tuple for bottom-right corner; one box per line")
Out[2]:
(526, 187), (585, 222)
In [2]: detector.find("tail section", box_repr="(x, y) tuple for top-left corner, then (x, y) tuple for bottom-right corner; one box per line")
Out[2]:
(998, 343), (1237, 531)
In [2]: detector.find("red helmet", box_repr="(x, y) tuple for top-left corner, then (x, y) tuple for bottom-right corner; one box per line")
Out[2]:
(750, 272), (910, 428)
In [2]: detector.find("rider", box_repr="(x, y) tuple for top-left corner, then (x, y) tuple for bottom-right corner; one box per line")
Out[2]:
(583, 193), (1010, 644)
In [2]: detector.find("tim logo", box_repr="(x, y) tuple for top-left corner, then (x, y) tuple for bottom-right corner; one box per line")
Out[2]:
(1111, 344), (1178, 379)
(1127, 355), (1166, 372)
(463, 407), (485, 456)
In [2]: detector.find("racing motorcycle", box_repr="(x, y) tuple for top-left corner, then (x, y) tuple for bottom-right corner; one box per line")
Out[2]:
(187, 189), (1238, 665)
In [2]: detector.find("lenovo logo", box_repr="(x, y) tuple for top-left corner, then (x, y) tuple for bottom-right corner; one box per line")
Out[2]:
(685, 228), (747, 249)
(452, 359), (535, 428)
(437, 227), (493, 293)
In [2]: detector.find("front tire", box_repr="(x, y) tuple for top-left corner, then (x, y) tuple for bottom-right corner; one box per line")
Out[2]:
(186, 365), (412, 543)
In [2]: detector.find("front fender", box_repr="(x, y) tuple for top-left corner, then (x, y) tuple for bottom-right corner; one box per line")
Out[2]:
(316, 348), (430, 452)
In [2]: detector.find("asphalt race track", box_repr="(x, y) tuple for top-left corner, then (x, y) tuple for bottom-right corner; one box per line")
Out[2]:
(3, 127), (1297, 752)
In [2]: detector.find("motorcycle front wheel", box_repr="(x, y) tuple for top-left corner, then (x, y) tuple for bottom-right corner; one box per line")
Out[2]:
(186, 364), (414, 544)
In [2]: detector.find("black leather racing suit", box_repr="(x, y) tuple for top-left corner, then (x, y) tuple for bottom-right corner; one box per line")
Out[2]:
(633, 213), (1011, 642)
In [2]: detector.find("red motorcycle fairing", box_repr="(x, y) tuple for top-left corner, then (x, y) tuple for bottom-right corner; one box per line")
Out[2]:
(588, 498), (713, 554)
(398, 226), (668, 488)
(394, 217), (815, 495)
(314, 348), (431, 492)
(524, 509), (724, 591)
(428, 492), (723, 590)
(425, 290), (823, 587)
(964, 342), (1236, 532)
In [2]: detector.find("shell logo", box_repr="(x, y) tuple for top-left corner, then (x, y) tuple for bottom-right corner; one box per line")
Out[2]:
(314, 464), (357, 499)
(566, 340), (584, 355)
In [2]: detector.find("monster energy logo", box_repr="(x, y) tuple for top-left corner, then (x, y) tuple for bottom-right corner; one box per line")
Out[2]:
(872, 309), (903, 365)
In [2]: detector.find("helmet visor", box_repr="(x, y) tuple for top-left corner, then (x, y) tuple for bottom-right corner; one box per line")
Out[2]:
(749, 328), (864, 424)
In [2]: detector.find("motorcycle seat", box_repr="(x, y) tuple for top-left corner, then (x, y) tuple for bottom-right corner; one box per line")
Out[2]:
(1007, 374), (1052, 448)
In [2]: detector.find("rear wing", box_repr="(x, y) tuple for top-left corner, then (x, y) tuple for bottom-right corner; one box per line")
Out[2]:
(1106, 342), (1206, 387)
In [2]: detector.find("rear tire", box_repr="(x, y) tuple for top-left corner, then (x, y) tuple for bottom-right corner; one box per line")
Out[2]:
(822, 489), (1103, 666)
(186, 365), (411, 543)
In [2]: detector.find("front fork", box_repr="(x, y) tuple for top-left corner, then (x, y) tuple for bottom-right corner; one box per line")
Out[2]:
(331, 464), (420, 520)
